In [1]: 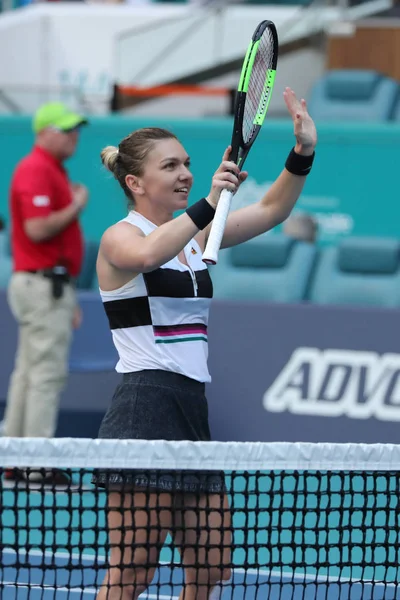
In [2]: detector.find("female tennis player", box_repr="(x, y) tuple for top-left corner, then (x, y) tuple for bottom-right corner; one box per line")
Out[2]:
(95, 87), (317, 600)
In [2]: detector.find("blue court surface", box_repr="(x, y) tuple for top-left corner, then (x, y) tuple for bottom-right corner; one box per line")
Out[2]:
(2, 477), (400, 600)
(2, 548), (398, 599)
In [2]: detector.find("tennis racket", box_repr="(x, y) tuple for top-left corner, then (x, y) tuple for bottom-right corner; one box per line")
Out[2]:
(202, 20), (278, 265)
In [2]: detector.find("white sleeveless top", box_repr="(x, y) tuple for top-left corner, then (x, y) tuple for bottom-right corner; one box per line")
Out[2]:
(100, 211), (213, 383)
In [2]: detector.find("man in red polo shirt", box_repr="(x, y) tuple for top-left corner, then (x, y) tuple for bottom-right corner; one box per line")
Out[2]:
(4, 102), (89, 485)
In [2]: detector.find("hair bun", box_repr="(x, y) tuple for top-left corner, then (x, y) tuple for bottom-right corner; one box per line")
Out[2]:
(100, 146), (119, 173)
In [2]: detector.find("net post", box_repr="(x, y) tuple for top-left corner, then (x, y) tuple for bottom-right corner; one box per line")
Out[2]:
(110, 84), (119, 113)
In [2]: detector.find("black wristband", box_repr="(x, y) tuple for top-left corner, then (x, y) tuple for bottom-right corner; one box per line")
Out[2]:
(186, 198), (215, 230)
(285, 147), (315, 176)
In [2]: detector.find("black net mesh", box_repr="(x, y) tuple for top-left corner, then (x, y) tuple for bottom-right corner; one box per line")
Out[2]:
(1, 439), (400, 599)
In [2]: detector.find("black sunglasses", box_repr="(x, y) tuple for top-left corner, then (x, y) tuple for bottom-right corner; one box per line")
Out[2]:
(50, 125), (81, 134)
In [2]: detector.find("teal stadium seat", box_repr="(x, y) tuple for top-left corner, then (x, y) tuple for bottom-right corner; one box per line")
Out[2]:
(307, 70), (399, 121)
(76, 240), (99, 290)
(0, 230), (9, 256)
(91, 274), (100, 291)
(309, 237), (400, 307)
(0, 255), (12, 289)
(0, 231), (12, 289)
(392, 93), (400, 121)
(211, 233), (317, 303)
(69, 291), (118, 372)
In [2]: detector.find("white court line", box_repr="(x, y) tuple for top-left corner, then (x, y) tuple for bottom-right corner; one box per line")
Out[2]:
(2, 547), (395, 588)
(1, 582), (98, 594)
(1, 582), (177, 599)
(142, 595), (179, 600)
(2, 547), (106, 564)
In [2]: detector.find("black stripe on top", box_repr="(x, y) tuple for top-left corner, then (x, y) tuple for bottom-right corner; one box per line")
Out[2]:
(103, 296), (152, 330)
(195, 269), (213, 298)
(145, 268), (213, 298)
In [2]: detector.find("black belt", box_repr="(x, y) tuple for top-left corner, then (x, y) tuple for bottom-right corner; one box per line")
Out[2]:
(26, 269), (72, 283)
(25, 268), (74, 299)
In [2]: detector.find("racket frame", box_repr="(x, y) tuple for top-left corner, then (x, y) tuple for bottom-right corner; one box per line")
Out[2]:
(202, 20), (278, 265)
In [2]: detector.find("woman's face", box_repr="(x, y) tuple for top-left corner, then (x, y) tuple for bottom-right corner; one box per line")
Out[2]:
(138, 138), (193, 213)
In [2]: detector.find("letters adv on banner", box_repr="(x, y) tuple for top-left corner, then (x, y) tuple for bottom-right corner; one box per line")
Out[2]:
(263, 347), (400, 421)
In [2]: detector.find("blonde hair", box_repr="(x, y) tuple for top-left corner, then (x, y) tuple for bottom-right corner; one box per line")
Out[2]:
(100, 146), (119, 173)
(100, 127), (178, 198)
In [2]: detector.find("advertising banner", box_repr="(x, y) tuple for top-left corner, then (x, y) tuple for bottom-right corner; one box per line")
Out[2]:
(207, 301), (400, 444)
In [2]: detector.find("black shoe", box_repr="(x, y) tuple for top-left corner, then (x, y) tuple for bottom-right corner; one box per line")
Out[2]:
(42, 469), (71, 486)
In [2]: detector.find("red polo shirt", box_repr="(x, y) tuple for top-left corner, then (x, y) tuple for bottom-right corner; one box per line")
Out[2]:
(10, 146), (83, 277)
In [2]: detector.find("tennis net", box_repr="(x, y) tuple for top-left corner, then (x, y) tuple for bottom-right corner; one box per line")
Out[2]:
(1, 437), (400, 599)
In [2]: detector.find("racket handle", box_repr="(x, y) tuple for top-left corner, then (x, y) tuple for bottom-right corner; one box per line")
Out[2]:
(202, 189), (233, 265)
